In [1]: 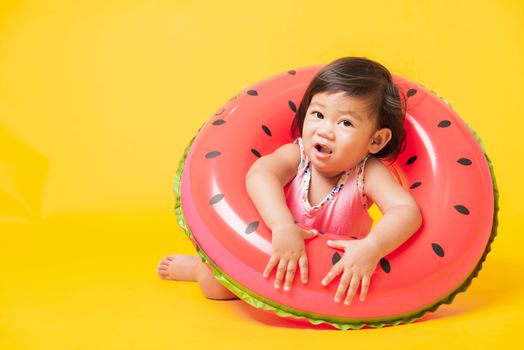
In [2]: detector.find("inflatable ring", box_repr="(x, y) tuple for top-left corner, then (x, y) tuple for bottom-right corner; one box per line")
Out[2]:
(174, 65), (498, 329)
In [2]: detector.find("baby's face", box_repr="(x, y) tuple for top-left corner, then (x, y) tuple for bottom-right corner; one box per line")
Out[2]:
(302, 91), (378, 179)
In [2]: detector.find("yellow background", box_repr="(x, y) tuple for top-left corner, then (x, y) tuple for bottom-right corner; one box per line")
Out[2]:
(1, 0), (523, 348)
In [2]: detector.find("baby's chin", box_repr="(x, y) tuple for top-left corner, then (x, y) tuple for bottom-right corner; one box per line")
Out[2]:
(310, 154), (360, 175)
(308, 159), (346, 179)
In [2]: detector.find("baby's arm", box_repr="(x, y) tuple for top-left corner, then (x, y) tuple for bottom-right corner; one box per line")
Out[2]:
(245, 143), (299, 230)
(362, 157), (423, 257)
(321, 157), (422, 305)
(245, 143), (318, 290)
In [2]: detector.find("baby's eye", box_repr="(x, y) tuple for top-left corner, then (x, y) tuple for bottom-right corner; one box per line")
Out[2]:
(312, 111), (323, 119)
(340, 120), (353, 127)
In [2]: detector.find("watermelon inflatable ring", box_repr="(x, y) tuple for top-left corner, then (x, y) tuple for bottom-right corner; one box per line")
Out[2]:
(174, 65), (498, 330)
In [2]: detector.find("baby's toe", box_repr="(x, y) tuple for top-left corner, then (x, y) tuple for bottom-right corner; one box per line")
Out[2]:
(157, 260), (170, 273)
(158, 256), (174, 266)
(157, 267), (168, 279)
(158, 259), (169, 268)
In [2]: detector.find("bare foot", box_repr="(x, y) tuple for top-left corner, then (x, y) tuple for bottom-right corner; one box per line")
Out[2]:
(157, 254), (201, 281)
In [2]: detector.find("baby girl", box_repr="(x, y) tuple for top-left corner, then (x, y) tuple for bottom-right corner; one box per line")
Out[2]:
(158, 57), (422, 306)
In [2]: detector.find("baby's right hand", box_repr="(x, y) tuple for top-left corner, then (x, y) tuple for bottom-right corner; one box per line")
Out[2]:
(263, 223), (319, 291)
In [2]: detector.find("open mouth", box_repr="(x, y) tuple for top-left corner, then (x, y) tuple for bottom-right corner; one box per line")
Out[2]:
(315, 143), (333, 154)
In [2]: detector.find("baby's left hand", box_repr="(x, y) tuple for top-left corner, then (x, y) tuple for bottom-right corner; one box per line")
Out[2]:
(321, 238), (382, 305)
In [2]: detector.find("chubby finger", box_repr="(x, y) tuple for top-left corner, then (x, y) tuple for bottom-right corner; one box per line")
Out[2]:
(263, 255), (279, 278)
(283, 260), (298, 291)
(299, 255), (309, 284)
(302, 228), (319, 240)
(334, 269), (351, 303)
(322, 263), (344, 286)
(344, 275), (361, 306)
(274, 259), (289, 289)
(326, 240), (347, 249)
(359, 275), (371, 302)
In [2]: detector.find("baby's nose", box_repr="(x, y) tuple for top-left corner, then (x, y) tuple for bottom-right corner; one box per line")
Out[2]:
(317, 126), (335, 140)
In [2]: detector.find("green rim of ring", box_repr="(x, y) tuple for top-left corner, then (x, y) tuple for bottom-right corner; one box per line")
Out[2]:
(173, 97), (499, 330)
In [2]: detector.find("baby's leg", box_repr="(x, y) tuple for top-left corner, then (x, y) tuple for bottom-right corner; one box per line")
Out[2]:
(157, 254), (238, 300)
(195, 262), (239, 300)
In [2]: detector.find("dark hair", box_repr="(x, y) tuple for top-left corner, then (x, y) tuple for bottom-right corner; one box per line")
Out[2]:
(291, 57), (406, 163)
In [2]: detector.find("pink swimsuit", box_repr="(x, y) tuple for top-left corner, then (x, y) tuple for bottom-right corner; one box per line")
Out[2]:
(284, 138), (374, 238)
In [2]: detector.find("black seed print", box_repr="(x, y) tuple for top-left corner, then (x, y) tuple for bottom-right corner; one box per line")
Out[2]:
(458, 158), (472, 166)
(247, 90), (258, 96)
(214, 108), (225, 116)
(262, 125), (272, 136)
(432, 243), (445, 257)
(406, 156), (417, 165)
(251, 149), (261, 157)
(245, 221), (259, 234)
(318, 230), (325, 235)
(380, 258), (391, 273)
(332, 252), (342, 265)
(205, 151), (221, 159)
(438, 120), (452, 128)
(288, 70), (296, 75)
(407, 89), (417, 97)
(350, 236), (358, 240)
(454, 205), (470, 215)
(288, 100), (297, 113)
(410, 182), (422, 189)
(212, 119), (226, 126)
(209, 194), (225, 205)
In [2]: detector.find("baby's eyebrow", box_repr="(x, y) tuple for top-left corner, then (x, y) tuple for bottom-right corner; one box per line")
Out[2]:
(309, 101), (362, 120)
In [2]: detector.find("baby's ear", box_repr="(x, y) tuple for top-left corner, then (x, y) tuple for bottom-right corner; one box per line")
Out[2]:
(368, 128), (392, 154)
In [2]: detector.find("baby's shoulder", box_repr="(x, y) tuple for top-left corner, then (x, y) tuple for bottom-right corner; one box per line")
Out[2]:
(363, 156), (386, 172)
(266, 142), (301, 185)
(247, 142), (301, 186)
(363, 157), (403, 196)
(361, 157), (397, 189)
(362, 157), (394, 180)
(273, 142), (301, 161)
